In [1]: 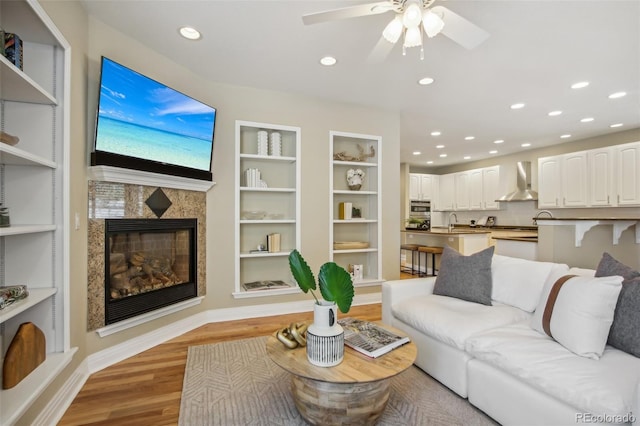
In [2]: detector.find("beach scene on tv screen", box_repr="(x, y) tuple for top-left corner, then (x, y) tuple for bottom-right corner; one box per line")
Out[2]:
(95, 58), (215, 172)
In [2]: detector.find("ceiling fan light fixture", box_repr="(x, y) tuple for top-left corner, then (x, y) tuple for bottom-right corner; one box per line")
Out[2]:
(402, 1), (423, 28)
(382, 16), (403, 43)
(422, 10), (444, 38)
(404, 26), (422, 48)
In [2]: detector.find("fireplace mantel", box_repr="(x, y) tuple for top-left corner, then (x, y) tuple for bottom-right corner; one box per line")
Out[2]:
(88, 165), (215, 192)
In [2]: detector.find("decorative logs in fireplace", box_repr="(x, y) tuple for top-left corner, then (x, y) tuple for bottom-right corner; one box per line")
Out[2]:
(104, 218), (197, 325)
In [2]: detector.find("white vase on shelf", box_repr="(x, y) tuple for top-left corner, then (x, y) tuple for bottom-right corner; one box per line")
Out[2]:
(269, 131), (282, 156)
(257, 130), (268, 156)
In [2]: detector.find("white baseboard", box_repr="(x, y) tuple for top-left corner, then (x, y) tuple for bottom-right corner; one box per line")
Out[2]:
(40, 293), (381, 425)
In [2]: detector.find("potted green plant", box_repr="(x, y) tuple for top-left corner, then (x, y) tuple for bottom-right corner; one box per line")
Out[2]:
(288, 249), (354, 313)
(288, 249), (355, 366)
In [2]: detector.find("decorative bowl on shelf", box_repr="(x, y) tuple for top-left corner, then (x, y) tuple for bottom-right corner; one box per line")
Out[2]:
(242, 210), (266, 220)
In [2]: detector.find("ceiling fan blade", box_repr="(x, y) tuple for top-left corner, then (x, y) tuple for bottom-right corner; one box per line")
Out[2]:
(431, 5), (489, 50)
(302, 1), (393, 25)
(367, 35), (395, 63)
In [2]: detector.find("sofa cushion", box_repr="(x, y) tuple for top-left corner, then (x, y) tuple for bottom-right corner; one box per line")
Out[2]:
(595, 252), (640, 357)
(466, 322), (640, 417)
(433, 245), (494, 305)
(530, 274), (623, 359)
(491, 255), (568, 312)
(391, 294), (530, 350)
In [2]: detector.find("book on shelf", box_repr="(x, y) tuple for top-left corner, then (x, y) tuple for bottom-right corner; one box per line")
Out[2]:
(242, 280), (291, 291)
(267, 233), (281, 252)
(338, 317), (410, 358)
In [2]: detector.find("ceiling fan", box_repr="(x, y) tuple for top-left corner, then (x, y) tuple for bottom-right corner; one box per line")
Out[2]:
(302, 0), (489, 59)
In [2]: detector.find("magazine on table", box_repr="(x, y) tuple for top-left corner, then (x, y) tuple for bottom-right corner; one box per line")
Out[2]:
(338, 317), (410, 358)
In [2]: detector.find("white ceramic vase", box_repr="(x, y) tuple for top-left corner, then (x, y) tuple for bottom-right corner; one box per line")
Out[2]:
(306, 301), (344, 367)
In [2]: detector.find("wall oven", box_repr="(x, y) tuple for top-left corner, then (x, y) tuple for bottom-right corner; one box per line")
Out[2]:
(410, 200), (431, 218)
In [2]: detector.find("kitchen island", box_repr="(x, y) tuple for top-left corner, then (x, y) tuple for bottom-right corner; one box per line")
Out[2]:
(402, 228), (491, 255)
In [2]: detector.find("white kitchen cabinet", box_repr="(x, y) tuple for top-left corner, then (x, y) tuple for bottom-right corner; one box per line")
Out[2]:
(482, 166), (502, 210)
(435, 173), (455, 211)
(409, 173), (436, 201)
(330, 131), (382, 285)
(0, 1), (75, 423)
(588, 147), (614, 207)
(234, 121), (301, 297)
(454, 171), (470, 210)
(562, 151), (588, 207)
(469, 169), (483, 210)
(615, 142), (640, 206)
(538, 156), (563, 208)
(539, 142), (640, 209)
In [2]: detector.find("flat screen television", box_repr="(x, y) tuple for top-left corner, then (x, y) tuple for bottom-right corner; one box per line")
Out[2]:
(91, 56), (216, 181)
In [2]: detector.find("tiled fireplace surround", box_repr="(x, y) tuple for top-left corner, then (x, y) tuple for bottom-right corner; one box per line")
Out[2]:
(87, 181), (206, 331)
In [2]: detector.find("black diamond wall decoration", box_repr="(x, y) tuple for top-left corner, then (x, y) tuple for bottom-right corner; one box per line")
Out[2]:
(146, 188), (172, 218)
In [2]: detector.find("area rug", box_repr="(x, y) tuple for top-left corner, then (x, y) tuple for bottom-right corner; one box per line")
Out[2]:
(179, 336), (495, 425)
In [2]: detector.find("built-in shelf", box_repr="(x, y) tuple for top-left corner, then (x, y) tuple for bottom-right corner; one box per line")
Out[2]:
(88, 165), (215, 192)
(0, 349), (77, 426)
(0, 224), (56, 236)
(0, 144), (57, 168)
(240, 220), (296, 225)
(232, 287), (301, 299)
(333, 160), (379, 168)
(536, 218), (640, 247)
(239, 251), (292, 258)
(239, 154), (296, 163)
(0, 288), (57, 323)
(0, 55), (57, 104)
(239, 187), (296, 193)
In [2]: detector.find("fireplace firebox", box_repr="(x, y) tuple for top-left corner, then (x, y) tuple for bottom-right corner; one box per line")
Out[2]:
(104, 218), (197, 325)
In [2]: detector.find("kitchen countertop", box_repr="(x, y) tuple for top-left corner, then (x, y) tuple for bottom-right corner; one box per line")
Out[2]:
(492, 236), (538, 242)
(403, 228), (491, 235)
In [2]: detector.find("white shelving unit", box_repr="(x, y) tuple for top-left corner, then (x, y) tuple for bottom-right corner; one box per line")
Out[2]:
(234, 121), (301, 298)
(0, 1), (75, 424)
(329, 131), (382, 286)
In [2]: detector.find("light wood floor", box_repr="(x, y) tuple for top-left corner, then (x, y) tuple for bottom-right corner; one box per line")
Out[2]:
(58, 304), (382, 425)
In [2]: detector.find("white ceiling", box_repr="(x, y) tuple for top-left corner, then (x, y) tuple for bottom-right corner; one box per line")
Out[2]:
(81, 0), (640, 167)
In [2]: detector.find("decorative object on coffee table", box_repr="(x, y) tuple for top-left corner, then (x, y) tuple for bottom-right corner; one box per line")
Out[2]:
(288, 249), (354, 367)
(276, 321), (308, 349)
(346, 168), (365, 190)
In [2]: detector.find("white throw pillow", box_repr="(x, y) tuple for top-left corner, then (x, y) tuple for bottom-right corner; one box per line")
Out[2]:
(491, 255), (568, 312)
(530, 274), (623, 359)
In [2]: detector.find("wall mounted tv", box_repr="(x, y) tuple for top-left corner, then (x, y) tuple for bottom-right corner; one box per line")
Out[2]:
(91, 56), (216, 181)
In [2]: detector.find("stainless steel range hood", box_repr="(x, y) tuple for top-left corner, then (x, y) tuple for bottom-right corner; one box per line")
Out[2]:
(496, 161), (538, 201)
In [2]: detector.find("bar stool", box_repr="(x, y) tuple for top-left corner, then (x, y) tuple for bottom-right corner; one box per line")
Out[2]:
(418, 246), (444, 276)
(400, 244), (424, 275)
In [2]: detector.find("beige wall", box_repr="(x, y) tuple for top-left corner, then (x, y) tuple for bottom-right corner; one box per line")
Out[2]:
(24, 2), (400, 421)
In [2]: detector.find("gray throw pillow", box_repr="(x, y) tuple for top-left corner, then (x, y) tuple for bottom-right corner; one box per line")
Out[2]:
(595, 252), (640, 357)
(433, 245), (494, 305)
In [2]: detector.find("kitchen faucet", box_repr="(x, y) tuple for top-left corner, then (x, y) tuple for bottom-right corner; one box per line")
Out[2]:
(448, 213), (458, 232)
(533, 210), (553, 225)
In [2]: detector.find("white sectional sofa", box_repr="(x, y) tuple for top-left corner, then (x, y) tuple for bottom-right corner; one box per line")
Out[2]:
(382, 252), (640, 425)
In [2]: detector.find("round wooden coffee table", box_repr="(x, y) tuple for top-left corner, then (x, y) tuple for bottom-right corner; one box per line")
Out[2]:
(266, 323), (417, 425)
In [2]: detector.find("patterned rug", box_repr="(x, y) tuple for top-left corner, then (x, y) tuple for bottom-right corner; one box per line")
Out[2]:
(179, 336), (495, 425)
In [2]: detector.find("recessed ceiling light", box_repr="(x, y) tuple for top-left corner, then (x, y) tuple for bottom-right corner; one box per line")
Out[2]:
(510, 103), (525, 110)
(548, 110), (563, 116)
(436, 144), (445, 149)
(463, 156), (471, 160)
(521, 143), (531, 147)
(610, 123), (624, 128)
(609, 91), (627, 99)
(439, 154), (447, 158)
(418, 77), (434, 85)
(320, 56), (337, 66)
(580, 117), (594, 123)
(571, 81), (589, 89)
(179, 26), (202, 40)
(561, 134), (572, 139)
(493, 139), (504, 144)
(464, 136), (475, 141)
(427, 160), (434, 164)
(489, 150), (498, 154)
(412, 151), (422, 155)
(431, 131), (441, 136)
